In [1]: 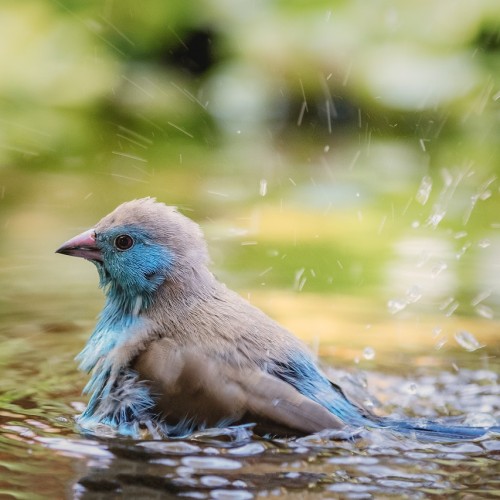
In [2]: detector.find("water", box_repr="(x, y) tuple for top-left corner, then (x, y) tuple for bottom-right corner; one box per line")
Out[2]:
(0, 284), (498, 498)
(1, 347), (499, 499)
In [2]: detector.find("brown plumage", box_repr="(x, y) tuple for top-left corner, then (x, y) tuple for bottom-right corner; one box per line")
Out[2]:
(135, 344), (342, 435)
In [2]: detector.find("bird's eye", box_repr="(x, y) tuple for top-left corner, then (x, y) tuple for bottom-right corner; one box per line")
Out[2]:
(114, 234), (134, 251)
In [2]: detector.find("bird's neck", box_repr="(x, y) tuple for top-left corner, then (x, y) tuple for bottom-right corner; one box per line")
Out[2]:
(77, 288), (147, 374)
(155, 265), (219, 308)
(78, 265), (218, 374)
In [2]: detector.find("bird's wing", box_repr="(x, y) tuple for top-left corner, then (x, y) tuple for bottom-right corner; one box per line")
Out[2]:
(133, 339), (345, 435)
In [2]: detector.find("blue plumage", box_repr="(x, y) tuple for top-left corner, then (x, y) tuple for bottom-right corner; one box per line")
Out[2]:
(273, 352), (496, 440)
(72, 224), (173, 436)
(272, 354), (374, 426)
(95, 225), (173, 305)
(56, 198), (500, 441)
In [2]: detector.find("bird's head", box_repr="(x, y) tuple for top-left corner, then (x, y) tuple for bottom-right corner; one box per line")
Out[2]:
(56, 198), (210, 303)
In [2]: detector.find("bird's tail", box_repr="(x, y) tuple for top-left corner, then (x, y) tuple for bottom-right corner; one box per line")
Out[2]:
(373, 417), (499, 441)
(322, 387), (499, 441)
(285, 363), (498, 442)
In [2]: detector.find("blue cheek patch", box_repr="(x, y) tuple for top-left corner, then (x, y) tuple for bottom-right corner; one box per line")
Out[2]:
(120, 244), (173, 295)
(97, 231), (173, 308)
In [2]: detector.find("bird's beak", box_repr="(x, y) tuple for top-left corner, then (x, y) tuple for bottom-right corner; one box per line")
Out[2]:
(55, 228), (103, 262)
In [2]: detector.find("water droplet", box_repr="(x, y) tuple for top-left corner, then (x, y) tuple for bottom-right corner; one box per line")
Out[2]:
(406, 285), (422, 303)
(435, 338), (447, 350)
(439, 297), (455, 311)
(363, 347), (375, 360)
(441, 168), (453, 186)
(387, 298), (407, 315)
(259, 179), (267, 196)
(454, 331), (484, 352)
(416, 176), (432, 205)
(204, 447), (220, 455)
(431, 261), (447, 278)
(324, 145), (330, 152)
(475, 304), (494, 319)
(406, 383), (417, 394)
(478, 239), (490, 248)
(456, 242), (471, 259)
(232, 480), (247, 488)
(479, 190), (492, 201)
(293, 268), (306, 291)
(471, 289), (492, 306)
(258, 266), (272, 277)
(432, 326), (442, 338)
(428, 212), (445, 228)
(444, 300), (459, 317)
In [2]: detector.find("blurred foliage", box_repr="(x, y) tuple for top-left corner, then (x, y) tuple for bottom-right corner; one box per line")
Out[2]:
(1, 0), (499, 167)
(1, 0), (500, 316)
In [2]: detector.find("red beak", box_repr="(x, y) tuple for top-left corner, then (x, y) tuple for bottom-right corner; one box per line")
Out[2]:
(55, 228), (103, 262)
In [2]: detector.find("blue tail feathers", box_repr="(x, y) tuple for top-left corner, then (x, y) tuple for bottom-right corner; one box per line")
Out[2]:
(378, 418), (499, 441)
(274, 354), (499, 441)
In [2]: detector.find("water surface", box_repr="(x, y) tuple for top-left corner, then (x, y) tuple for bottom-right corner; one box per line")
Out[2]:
(0, 285), (498, 499)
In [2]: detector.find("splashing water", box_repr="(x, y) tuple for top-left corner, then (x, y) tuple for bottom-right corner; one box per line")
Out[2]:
(454, 331), (484, 352)
(406, 285), (422, 303)
(415, 175), (432, 205)
(474, 304), (494, 319)
(259, 179), (268, 197)
(387, 298), (407, 315)
(2, 355), (498, 499)
(363, 346), (376, 360)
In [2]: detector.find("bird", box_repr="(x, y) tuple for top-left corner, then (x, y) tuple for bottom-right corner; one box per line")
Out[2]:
(56, 198), (499, 441)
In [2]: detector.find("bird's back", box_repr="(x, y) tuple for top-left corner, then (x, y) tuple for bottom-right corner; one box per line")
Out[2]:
(146, 276), (309, 369)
